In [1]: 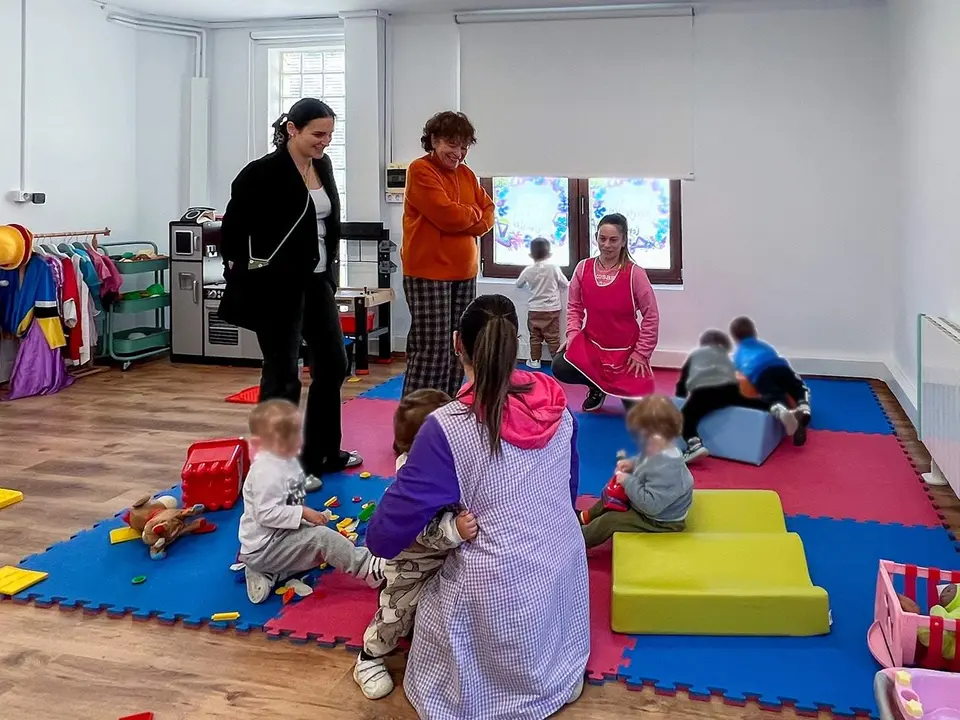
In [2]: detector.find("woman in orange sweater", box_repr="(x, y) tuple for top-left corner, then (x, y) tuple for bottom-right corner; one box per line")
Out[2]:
(401, 111), (495, 399)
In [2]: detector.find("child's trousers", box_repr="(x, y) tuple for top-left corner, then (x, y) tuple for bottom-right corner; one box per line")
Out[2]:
(527, 310), (562, 361)
(754, 365), (811, 408)
(362, 515), (461, 658)
(240, 524), (371, 581)
(581, 498), (684, 548)
(681, 383), (772, 440)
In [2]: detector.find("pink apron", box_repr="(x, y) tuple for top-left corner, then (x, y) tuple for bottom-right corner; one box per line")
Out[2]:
(564, 258), (655, 399)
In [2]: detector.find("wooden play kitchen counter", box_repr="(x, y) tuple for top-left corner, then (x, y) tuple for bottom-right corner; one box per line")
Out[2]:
(336, 287), (395, 374)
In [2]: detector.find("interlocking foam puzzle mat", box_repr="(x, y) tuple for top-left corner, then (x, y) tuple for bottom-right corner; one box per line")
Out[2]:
(5, 366), (958, 718)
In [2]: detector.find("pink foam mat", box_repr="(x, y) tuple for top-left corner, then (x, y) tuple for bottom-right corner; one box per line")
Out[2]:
(692, 430), (943, 526)
(340, 398), (401, 478)
(264, 497), (635, 684)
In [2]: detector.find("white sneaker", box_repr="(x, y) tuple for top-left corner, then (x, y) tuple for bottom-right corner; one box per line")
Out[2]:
(354, 655), (394, 699)
(363, 555), (386, 589)
(566, 675), (585, 704)
(245, 568), (274, 604)
(771, 403), (799, 436)
(526, 359), (542, 369)
(304, 474), (323, 493)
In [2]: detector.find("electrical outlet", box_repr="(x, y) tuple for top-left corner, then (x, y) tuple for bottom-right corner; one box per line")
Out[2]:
(385, 192), (404, 204)
(7, 190), (32, 203)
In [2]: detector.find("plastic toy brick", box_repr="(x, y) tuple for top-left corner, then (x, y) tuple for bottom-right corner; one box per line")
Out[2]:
(211, 612), (240, 622)
(336, 517), (355, 532)
(110, 526), (141, 544)
(352, 496), (362, 502)
(359, 471), (372, 479)
(0, 566), (48, 595)
(324, 496), (340, 508)
(0, 488), (24, 510)
(118, 713), (154, 720)
(358, 502), (376, 522)
(181, 437), (249, 511)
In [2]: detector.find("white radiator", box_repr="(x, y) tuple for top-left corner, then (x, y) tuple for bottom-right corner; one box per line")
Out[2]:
(918, 314), (960, 496)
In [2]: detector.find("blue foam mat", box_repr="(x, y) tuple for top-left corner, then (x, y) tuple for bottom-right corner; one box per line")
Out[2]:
(572, 413), (635, 496)
(617, 516), (960, 717)
(359, 374), (405, 400)
(15, 473), (394, 631)
(804, 378), (893, 436)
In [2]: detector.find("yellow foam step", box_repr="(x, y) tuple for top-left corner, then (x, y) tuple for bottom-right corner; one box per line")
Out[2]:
(612, 532), (830, 636)
(686, 489), (787, 534)
(0, 566), (48, 596)
(0, 488), (24, 510)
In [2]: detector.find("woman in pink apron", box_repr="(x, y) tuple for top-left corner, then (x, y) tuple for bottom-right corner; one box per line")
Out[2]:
(552, 213), (660, 411)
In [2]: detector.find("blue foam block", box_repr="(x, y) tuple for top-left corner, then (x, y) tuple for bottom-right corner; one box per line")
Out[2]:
(617, 517), (960, 717)
(15, 472), (395, 630)
(804, 378), (893, 436)
(671, 397), (783, 466)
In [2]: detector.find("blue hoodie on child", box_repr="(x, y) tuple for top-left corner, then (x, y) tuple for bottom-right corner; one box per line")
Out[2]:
(732, 337), (789, 384)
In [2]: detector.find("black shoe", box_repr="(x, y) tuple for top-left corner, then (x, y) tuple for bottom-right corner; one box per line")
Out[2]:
(307, 450), (364, 476)
(793, 423), (808, 447)
(582, 389), (606, 412)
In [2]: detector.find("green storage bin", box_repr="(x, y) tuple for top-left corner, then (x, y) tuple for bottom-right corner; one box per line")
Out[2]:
(111, 293), (171, 314)
(111, 257), (169, 275)
(111, 327), (171, 355)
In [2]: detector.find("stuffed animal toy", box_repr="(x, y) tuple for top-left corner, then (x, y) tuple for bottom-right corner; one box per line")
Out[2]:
(121, 495), (216, 559)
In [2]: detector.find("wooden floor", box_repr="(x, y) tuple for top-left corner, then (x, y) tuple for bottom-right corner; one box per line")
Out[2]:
(0, 362), (957, 720)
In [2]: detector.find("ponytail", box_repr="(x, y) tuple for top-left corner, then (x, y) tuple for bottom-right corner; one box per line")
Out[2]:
(271, 114), (290, 149)
(458, 294), (533, 455)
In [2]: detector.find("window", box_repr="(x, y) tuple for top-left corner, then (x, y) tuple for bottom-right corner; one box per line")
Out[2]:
(479, 177), (682, 284)
(267, 46), (347, 216)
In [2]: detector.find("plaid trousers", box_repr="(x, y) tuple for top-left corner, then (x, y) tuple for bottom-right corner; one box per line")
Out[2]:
(402, 276), (476, 398)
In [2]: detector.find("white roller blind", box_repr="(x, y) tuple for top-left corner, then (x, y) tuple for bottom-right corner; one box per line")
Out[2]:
(458, 13), (694, 179)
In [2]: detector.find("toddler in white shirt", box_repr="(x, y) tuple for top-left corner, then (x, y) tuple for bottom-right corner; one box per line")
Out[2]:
(238, 399), (385, 604)
(516, 237), (569, 369)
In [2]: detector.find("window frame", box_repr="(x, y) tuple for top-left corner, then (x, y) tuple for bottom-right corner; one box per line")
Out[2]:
(479, 177), (683, 285)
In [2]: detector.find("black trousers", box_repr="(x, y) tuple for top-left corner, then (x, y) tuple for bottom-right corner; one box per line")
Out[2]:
(552, 349), (600, 392)
(255, 273), (347, 475)
(754, 365), (810, 408)
(681, 383), (771, 440)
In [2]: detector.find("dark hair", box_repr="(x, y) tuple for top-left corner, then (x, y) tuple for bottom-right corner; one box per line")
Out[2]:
(394, 389), (452, 455)
(596, 213), (633, 267)
(457, 294), (533, 455)
(626, 395), (683, 440)
(272, 98), (336, 149)
(529, 237), (551, 262)
(699, 329), (732, 352)
(421, 111), (478, 153)
(730, 316), (758, 342)
(249, 398), (301, 440)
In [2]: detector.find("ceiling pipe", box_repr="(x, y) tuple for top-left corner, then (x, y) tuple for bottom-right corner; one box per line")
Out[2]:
(105, 12), (207, 77)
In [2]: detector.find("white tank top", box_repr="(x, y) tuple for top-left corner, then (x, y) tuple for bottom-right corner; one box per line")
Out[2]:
(310, 187), (332, 273)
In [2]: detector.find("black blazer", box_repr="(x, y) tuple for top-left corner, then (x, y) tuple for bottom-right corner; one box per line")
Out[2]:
(218, 149), (341, 331)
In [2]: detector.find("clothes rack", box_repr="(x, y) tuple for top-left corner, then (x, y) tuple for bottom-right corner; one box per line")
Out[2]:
(32, 228), (110, 240)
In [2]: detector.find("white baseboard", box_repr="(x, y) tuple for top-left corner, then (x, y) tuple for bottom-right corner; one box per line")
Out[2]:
(884, 359), (918, 427)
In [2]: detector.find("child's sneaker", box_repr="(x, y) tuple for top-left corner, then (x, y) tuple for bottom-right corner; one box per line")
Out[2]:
(770, 404), (799, 436)
(354, 654), (394, 699)
(796, 402), (812, 427)
(582, 389), (606, 412)
(683, 437), (710, 464)
(304, 474), (323, 493)
(526, 359), (541, 369)
(245, 568), (275, 604)
(362, 555), (386, 589)
(565, 675), (585, 705)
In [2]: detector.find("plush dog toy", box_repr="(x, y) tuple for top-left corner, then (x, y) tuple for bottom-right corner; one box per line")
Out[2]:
(121, 495), (216, 559)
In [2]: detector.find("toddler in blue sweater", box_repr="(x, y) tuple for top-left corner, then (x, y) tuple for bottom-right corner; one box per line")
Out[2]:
(730, 316), (812, 446)
(579, 395), (693, 548)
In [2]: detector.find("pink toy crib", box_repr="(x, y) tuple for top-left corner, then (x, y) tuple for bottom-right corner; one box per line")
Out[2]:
(870, 560), (960, 672)
(874, 668), (960, 720)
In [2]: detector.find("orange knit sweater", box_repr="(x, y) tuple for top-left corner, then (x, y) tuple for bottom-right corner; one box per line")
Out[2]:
(401, 154), (495, 281)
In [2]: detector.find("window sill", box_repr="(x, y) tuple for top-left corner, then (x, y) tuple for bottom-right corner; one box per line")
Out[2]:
(478, 275), (684, 291)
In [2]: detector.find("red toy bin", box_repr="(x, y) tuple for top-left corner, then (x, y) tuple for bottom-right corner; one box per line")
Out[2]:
(181, 437), (250, 511)
(872, 560), (960, 672)
(340, 309), (375, 335)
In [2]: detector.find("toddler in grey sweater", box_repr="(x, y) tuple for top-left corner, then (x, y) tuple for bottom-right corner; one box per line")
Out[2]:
(676, 329), (801, 463)
(580, 395), (693, 548)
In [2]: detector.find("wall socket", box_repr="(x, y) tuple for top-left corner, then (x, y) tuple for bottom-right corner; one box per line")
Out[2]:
(7, 190), (45, 204)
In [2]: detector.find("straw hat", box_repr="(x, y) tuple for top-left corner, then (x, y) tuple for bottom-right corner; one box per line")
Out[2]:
(0, 225), (28, 271)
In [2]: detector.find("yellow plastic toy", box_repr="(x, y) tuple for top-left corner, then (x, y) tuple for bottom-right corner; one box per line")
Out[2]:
(0, 566), (48, 595)
(109, 526), (141, 544)
(0, 488), (24, 510)
(211, 612), (240, 621)
(611, 489), (830, 636)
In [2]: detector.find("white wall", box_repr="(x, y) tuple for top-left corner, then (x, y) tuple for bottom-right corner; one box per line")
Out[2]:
(0, 0), (138, 237)
(386, 1), (895, 366)
(888, 0), (960, 403)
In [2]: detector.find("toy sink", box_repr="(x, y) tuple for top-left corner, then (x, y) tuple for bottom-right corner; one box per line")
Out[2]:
(875, 668), (960, 720)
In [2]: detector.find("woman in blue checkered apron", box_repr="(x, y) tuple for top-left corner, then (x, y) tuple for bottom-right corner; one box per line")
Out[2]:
(367, 294), (590, 719)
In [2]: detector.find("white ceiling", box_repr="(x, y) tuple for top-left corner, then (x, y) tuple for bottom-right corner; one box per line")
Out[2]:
(96, 0), (781, 24)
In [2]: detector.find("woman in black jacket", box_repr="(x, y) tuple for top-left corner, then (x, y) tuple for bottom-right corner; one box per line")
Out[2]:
(219, 98), (361, 490)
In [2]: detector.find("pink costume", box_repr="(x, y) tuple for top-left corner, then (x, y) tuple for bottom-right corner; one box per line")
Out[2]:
(563, 258), (659, 399)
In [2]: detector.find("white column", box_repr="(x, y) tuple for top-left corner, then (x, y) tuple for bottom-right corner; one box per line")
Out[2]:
(340, 10), (387, 224)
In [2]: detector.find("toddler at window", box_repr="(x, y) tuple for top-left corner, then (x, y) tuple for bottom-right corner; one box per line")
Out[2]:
(516, 237), (569, 369)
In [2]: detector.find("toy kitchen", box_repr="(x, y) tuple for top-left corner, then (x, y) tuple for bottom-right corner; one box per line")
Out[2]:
(169, 209), (263, 364)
